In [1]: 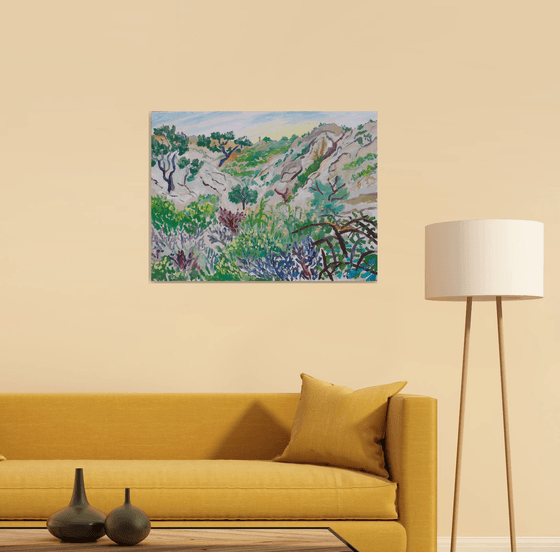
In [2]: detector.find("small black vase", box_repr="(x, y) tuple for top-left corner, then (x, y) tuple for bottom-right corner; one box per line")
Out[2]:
(47, 468), (106, 542)
(105, 488), (151, 546)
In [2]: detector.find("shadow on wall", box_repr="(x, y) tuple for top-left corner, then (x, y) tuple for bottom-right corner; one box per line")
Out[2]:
(209, 401), (292, 460)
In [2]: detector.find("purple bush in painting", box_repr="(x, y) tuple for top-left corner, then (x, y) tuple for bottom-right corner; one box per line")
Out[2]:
(239, 237), (323, 281)
(218, 207), (244, 235)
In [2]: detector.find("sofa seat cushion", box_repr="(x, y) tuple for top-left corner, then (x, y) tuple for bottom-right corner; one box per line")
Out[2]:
(0, 460), (398, 520)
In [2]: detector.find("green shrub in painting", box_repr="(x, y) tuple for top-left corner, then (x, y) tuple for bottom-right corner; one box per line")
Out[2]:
(352, 163), (377, 181)
(183, 195), (219, 233)
(343, 152), (377, 170)
(151, 256), (176, 281)
(293, 155), (324, 193)
(151, 195), (219, 235)
(221, 136), (296, 178)
(211, 228), (288, 281)
(151, 255), (203, 282)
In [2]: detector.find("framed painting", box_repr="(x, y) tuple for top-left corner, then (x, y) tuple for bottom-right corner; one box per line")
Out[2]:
(151, 111), (377, 282)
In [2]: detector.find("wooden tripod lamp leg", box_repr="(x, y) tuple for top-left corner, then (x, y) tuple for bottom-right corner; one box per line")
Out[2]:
(450, 297), (473, 552)
(496, 297), (517, 552)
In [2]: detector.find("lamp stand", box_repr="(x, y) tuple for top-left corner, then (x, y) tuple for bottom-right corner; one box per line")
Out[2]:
(450, 296), (472, 552)
(496, 297), (517, 552)
(450, 296), (517, 552)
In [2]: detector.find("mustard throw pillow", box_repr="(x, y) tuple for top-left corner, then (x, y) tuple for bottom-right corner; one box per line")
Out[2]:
(273, 373), (406, 477)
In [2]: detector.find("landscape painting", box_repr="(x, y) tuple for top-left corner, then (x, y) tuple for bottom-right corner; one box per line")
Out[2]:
(151, 111), (377, 282)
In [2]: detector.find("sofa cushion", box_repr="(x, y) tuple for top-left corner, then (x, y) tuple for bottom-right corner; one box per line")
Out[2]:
(0, 459), (398, 521)
(274, 374), (406, 477)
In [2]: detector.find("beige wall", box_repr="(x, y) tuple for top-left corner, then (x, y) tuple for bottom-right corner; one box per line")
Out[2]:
(1, 0), (558, 538)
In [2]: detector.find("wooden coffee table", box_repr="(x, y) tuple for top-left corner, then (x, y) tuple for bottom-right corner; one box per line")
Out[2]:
(0, 527), (357, 551)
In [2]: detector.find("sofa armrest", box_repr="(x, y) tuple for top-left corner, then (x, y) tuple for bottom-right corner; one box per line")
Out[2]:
(385, 394), (437, 552)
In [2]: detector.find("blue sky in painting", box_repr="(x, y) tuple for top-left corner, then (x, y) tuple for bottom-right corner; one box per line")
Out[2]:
(151, 111), (377, 140)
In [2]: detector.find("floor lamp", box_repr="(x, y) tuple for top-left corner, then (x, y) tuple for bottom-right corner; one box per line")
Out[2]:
(425, 219), (544, 552)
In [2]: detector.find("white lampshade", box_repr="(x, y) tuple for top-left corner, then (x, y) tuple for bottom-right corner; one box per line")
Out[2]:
(425, 219), (544, 301)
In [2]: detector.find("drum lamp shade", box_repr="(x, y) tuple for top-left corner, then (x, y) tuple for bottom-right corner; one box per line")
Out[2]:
(425, 219), (544, 301)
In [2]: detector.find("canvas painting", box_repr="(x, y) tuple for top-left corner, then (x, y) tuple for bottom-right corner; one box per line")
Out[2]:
(151, 111), (377, 282)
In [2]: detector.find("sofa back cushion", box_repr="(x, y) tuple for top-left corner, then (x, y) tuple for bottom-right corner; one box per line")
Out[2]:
(0, 393), (299, 460)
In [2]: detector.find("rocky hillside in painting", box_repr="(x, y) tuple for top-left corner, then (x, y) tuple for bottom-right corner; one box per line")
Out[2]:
(150, 120), (377, 282)
(152, 121), (377, 215)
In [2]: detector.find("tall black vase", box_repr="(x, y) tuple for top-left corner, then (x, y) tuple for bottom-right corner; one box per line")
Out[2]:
(47, 468), (106, 542)
(105, 488), (151, 546)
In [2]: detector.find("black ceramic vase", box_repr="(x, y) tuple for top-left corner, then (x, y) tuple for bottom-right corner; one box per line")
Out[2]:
(47, 468), (106, 542)
(105, 488), (151, 546)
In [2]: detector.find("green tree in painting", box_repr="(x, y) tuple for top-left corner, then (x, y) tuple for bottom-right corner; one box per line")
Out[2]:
(309, 177), (349, 217)
(197, 131), (252, 167)
(151, 125), (189, 193)
(178, 157), (203, 184)
(228, 183), (258, 210)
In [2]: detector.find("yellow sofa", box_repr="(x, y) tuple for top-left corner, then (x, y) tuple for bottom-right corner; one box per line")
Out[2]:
(0, 393), (436, 552)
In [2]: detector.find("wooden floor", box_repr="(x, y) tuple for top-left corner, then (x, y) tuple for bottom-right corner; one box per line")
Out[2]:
(0, 528), (354, 551)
